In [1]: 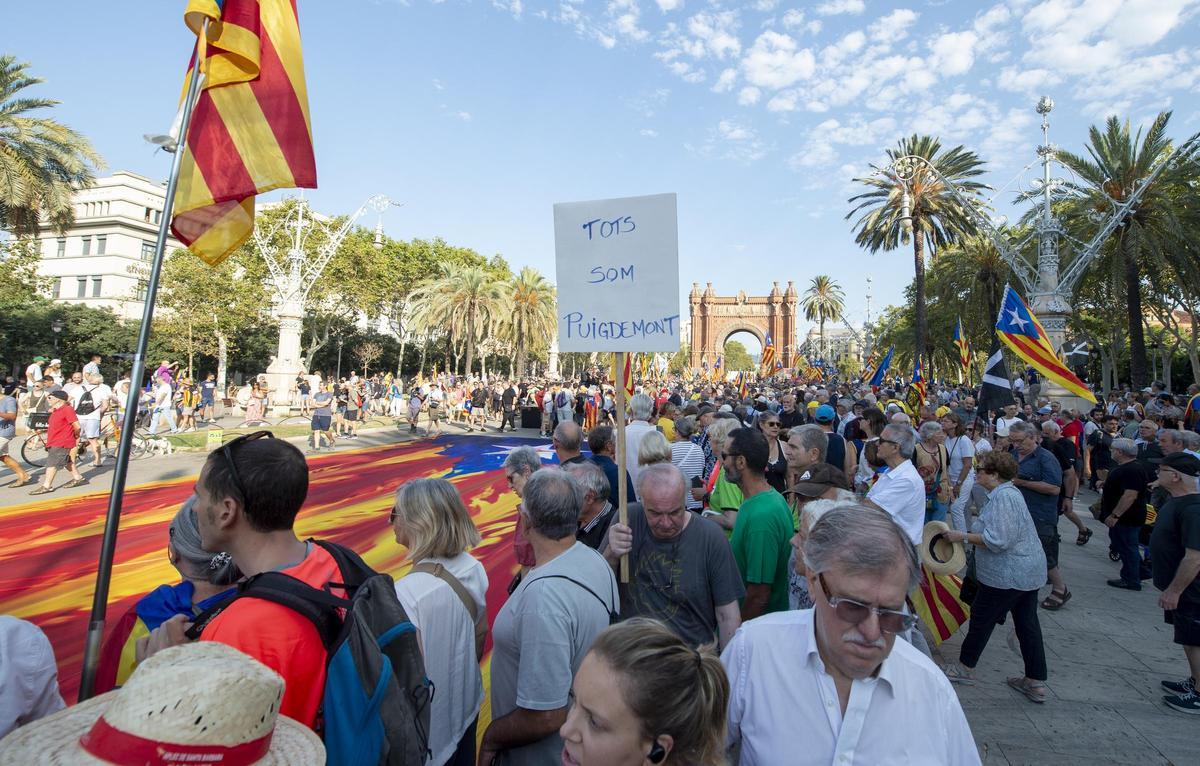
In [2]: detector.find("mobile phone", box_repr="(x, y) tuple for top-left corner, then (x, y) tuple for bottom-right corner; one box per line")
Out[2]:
(691, 476), (704, 488)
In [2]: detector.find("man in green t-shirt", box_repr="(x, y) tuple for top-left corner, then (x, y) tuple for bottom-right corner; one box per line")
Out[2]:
(726, 427), (795, 619)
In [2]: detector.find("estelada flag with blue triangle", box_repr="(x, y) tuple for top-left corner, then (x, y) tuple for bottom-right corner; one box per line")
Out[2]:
(760, 332), (776, 372)
(903, 356), (926, 415)
(867, 345), (895, 387)
(995, 285), (1096, 403)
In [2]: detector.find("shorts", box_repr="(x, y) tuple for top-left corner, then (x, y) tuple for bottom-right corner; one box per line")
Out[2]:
(1036, 525), (1060, 571)
(180, 407), (195, 417)
(0, 436), (10, 457)
(80, 419), (101, 439)
(428, 404), (443, 421)
(311, 414), (331, 431)
(1165, 600), (1200, 646)
(344, 410), (359, 422)
(46, 446), (72, 469)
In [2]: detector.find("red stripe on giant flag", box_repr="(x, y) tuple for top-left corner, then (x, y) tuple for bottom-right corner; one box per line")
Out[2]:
(186, 91), (259, 204)
(248, 28), (317, 186)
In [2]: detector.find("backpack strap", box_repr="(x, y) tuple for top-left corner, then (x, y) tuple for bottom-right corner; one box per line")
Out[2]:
(184, 571), (348, 649)
(523, 574), (618, 625)
(410, 562), (488, 659)
(311, 538), (376, 591)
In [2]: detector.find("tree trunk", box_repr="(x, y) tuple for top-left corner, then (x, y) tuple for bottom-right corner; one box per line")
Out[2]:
(397, 336), (407, 377)
(1123, 232), (1149, 387)
(464, 309), (477, 376)
(216, 333), (229, 393)
(187, 322), (195, 379)
(418, 336), (428, 379)
(516, 334), (527, 378)
(912, 221), (928, 365)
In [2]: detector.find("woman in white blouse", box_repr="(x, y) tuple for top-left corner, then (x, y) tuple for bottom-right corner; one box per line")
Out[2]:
(391, 478), (489, 766)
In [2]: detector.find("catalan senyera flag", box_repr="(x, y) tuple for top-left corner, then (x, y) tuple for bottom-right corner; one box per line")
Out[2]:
(639, 352), (650, 381)
(954, 317), (971, 382)
(713, 355), (722, 382)
(995, 285), (1097, 403)
(760, 333), (776, 373)
(622, 353), (635, 399)
(172, 0), (318, 266)
(859, 349), (877, 384)
(909, 566), (970, 645)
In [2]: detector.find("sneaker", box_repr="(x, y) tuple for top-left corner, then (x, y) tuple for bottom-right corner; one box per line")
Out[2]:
(1162, 677), (1197, 695)
(942, 662), (975, 685)
(1106, 578), (1141, 591)
(1163, 690), (1200, 714)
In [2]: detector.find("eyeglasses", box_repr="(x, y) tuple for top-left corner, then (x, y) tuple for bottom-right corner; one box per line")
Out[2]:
(817, 572), (916, 634)
(877, 438), (899, 447)
(388, 508), (400, 523)
(217, 431), (274, 507)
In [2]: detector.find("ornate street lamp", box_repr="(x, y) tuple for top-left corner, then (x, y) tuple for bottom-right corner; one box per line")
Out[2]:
(51, 318), (65, 352)
(336, 337), (344, 381)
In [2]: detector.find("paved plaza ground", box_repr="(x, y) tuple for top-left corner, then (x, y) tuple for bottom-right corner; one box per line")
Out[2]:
(0, 423), (1196, 762)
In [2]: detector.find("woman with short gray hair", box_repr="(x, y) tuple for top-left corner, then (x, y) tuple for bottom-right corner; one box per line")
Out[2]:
(915, 421), (952, 524)
(94, 497), (240, 693)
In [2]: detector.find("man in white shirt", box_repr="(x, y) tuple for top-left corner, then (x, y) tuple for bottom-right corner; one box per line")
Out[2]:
(72, 373), (112, 466)
(24, 356), (47, 395)
(865, 424), (927, 545)
(722, 505), (980, 765)
(995, 402), (1022, 433)
(0, 616), (66, 738)
(623, 392), (657, 491)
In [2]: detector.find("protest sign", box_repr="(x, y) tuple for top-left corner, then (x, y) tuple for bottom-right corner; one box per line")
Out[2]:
(553, 193), (680, 353)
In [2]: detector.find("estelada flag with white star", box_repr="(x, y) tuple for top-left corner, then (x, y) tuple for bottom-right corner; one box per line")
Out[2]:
(995, 285), (1096, 403)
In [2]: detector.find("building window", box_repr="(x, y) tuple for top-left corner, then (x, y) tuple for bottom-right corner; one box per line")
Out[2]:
(91, 276), (103, 298)
(81, 236), (91, 256)
(56, 238), (66, 257)
(144, 207), (152, 222)
(96, 236), (106, 255)
(154, 210), (162, 224)
(76, 277), (87, 298)
(135, 279), (149, 301)
(52, 278), (61, 299)
(141, 241), (155, 261)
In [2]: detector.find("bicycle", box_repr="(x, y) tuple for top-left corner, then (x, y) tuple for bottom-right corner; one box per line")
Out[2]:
(21, 413), (147, 468)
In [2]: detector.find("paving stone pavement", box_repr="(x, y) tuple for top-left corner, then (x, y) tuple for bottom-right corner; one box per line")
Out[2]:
(931, 486), (1199, 765)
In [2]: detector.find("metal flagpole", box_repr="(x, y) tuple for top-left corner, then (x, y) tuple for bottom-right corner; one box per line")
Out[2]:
(77, 47), (205, 702)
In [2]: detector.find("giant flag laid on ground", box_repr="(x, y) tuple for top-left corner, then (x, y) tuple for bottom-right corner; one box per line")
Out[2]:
(995, 285), (1096, 403)
(172, 0), (318, 266)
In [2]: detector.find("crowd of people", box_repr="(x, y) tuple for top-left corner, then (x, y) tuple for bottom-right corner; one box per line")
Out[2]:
(3, 361), (1200, 764)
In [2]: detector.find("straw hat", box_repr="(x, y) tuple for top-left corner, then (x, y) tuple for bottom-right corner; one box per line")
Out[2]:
(0, 642), (323, 765)
(920, 520), (967, 576)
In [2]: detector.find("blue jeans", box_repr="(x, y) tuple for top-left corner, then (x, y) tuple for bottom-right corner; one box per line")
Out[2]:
(925, 497), (948, 523)
(1108, 524), (1141, 585)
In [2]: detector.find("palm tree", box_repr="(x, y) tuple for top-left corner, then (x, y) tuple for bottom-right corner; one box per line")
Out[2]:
(1052, 112), (1200, 388)
(847, 135), (988, 363)
(0, 55), (103, 236)
(409, 263), (508, 375)
(800, 275), (845, 360)
(505, 266), (556, 378)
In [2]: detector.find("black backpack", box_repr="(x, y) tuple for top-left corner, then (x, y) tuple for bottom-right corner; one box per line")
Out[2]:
(76, 386), (97, 416)
(188, 540), (432, 765)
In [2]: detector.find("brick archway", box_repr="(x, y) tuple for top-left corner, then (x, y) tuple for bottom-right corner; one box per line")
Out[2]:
(688, 281), (798, 371)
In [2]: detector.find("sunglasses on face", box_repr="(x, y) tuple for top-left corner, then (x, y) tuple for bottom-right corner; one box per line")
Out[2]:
(217, 431), (274, 507)
(818, 572), (916, 634)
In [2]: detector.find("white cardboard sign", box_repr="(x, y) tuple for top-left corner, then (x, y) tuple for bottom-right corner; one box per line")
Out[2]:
(553, 193), (681, 353)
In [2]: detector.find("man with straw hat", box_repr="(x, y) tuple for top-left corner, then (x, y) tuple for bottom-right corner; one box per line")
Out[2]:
(0, 642), (324, 764)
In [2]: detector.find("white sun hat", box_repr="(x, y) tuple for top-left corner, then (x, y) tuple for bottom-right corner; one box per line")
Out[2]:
(0, 642), (323, 765)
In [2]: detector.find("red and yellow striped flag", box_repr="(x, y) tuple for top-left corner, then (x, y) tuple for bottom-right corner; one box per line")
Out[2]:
(909, 565), (970, 645)
(172, 0), (317, 266)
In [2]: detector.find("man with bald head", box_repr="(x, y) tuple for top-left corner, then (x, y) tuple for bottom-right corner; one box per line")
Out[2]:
(552, 420), (586, 466)
(603, 462), (745, 649)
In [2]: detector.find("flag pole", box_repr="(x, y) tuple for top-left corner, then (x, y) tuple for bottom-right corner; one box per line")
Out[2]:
(77, 47), (205, 702)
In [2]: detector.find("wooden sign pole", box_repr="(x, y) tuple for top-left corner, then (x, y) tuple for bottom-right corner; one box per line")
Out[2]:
(614, 351), (630, 584)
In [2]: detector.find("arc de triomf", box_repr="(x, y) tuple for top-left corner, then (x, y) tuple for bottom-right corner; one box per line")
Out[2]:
(688, 281), (799, 370)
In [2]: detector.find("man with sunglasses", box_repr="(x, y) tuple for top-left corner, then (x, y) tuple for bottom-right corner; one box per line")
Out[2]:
(723, 505), (980, 764)
(138, 432), (340, 730)
(864, 424), (926, 546)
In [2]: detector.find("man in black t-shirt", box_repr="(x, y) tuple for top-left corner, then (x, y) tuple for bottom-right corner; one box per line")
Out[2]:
(1148, 452), (1200, 714)
(1102, 438), (1151, 590)
(500, 381), (518, 432)
(1042, 420), (1090, 544)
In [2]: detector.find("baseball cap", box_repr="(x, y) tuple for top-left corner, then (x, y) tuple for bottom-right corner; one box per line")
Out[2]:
(33, 355), (48, 362)
(785, 463), (852, 498)
(814, 404), (836, 423)
(1160, 452), (1200, 477)
(935, 405), (951, 418)
(807, 400), (819, 410)
(1038, 405), (1052, 414)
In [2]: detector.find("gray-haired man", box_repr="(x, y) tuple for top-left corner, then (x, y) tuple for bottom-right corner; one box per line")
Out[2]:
(562, 460), (615, 550)
(483, 468), (618, 766)
(723, 505), (979, 764)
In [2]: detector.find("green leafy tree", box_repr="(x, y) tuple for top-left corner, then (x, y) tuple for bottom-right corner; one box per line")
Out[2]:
(669, 342), (691, 374)
(410, 263), (509, 375)
(723, 340), (754, 371)
(504, 266), (556, 378)
(800, 275), (845, 360)
(1051, 112), (1200, 387)
(0, 55), (103, 236)
(847, 135), (988, 363)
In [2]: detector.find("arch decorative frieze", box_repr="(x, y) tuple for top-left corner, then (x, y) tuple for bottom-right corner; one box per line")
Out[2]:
(687, 281), (798, 370)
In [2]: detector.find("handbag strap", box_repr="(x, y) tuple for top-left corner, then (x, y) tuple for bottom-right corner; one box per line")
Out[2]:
(410, 561), (487, 656)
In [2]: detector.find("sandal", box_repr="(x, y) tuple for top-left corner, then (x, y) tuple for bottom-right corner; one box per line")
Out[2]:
(1007, 676), (1047, 704)
(63, 478), (89, 488)
(1040, 589), (1072, 610)
(29, 486), (54, 495)
(1076, 529), (1093, 546)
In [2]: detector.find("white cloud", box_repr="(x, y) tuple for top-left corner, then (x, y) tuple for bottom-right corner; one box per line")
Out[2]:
(781, 9), (805, 28)
(788, 140), (837, 168)
(738, 86), (762, 105)
(767, 91), (798, 112)
(455, 111), (472, 121)
(753, 0), (779, 10)
(868, 9), (918, 42)
(996, 66), (1063, 93)
(640, 128), (659, 137)
(822, 30), (866, 66)
(718, 119), (753, 140)
(686, 10), (742, 59)
(655, 0), (682, 11)
(713, 67), (738, 92)
(608, 0), (650, 42)
(491, 0), (523, 20)
(928, 30), (978, 76)
(742, 31), (815, 90)
(815, 0), (865, 16)
(697, 119), (772, 162)
(432, 78), (445, 90)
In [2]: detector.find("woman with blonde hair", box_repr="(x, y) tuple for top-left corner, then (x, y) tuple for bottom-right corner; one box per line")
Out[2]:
(637, 430), (673, 468)
(391, 478), (488, 766)
(560, 618), (729, 766)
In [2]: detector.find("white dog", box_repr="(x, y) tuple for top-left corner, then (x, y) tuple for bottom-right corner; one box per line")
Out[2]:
(148, 438), (174, 456)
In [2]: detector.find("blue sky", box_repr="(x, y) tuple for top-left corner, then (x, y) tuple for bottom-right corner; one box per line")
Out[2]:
(9, 0), (1200, 353)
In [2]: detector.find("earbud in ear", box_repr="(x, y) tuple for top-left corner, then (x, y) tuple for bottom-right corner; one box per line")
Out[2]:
(648, 742), (667, 764)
